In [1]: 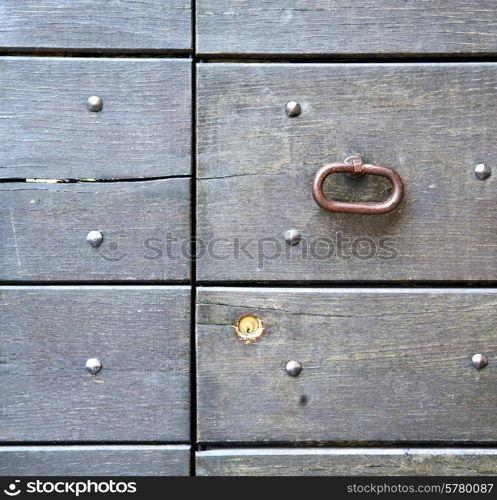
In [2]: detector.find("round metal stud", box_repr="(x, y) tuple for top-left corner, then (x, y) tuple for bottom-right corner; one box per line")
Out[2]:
(87, 95), (103, 112)
(86, 230), (103, 247)
(284, 228), (301, 246)
(85, 358), (102, 375)
(285, 101), (301, 117)
(235, 315), (264, 341)
(472, 353), (488, 370)
(285, 360), (302, 377)
(474, 163), (491, 180)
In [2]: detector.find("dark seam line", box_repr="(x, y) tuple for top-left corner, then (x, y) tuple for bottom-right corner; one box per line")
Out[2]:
(197, 442), (497, 451)
(0, 175), (190, 184)
(0, 50), (192, 58)
(1, 281), (495, 288)
(0, 281), (191, 286)
(196, 281), (497, 288)
(198, 53), (497, 64)
(2, 441), (496, 448)
(0, 441), (190, 446)
(4, 51), (497, 65)
(190, 0), (198, 478)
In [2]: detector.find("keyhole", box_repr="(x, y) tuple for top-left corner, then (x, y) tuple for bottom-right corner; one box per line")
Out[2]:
(235, 315), (264, 340)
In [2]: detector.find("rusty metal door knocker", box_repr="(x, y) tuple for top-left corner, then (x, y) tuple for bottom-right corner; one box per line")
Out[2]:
(312, 156), (404, 214)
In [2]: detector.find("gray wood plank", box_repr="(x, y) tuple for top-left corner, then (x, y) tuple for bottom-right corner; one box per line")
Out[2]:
(0, 180), (190, 281)
(197, 288), (497, 443)
(197, 1), (497, 56)
(0, 286), (190, 442)
(0, 1), (191, 51)
(197, 448), (497, 476)
(0, 58), (191, 179)
(0, 445), (190, 476)
(197, 63), (497, 282)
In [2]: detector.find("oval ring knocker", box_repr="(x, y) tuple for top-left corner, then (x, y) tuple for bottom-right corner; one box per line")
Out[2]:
(312, 155), (404, 214)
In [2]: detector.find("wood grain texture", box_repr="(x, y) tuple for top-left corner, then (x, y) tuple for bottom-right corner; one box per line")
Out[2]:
(0, 286), (190, 442)
(197, 448), (497, 476)
(0, 180), (190, 281)
(197, 0), (497, 55)
(0, 58), (191, 179)
(0, 1), (191, 51)
(197, 288), (497, 443)
(197, 63), (497, 282)
(0, 445), (190, 476)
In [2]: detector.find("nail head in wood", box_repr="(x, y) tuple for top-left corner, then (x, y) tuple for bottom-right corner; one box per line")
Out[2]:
(85, 358), (103, 375)
(472, 353), (488, 370)
(285, 360), (302, 377)
(284, 229), (301, 246)
(87, 95), (103, 112)
(474, 163), (491, 180)
(86, 230), (103, 247)
(285, 101), (301, 117)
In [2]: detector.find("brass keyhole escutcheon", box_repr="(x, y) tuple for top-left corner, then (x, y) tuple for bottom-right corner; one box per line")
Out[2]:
(235, 315), (264, 340)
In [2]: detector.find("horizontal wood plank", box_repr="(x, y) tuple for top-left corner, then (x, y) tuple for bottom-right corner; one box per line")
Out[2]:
(1, 286), (190, 442)
(197, 448), (497, 476)
(0, 1), (191, 51)
(0, 445), (190, 476)
(197, 63), (497, 282)
(0, 58), (191, 179)
(197, 0), (497, 55)
(197, 288), (497, 443)
(0, 180), (190, 281)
